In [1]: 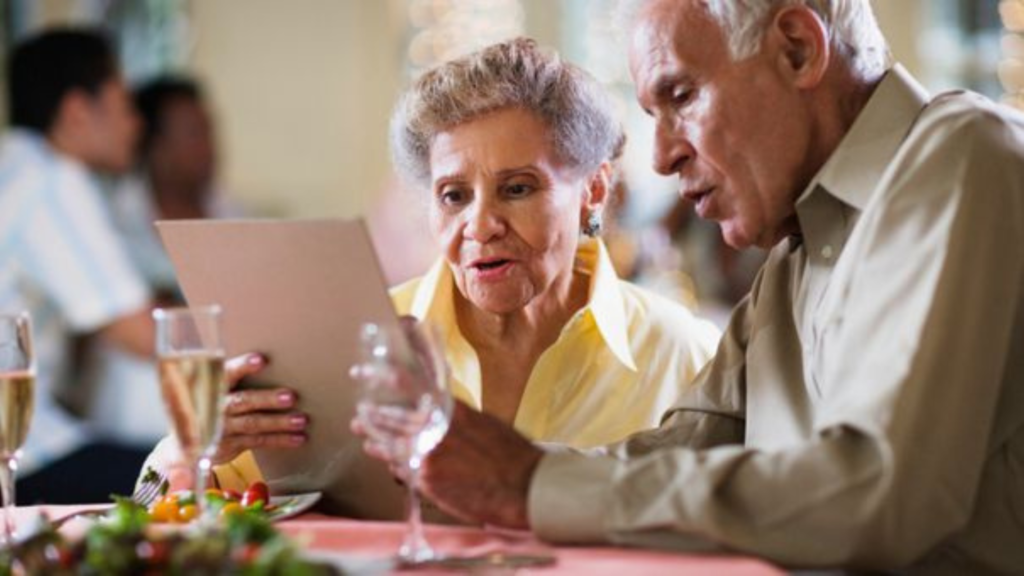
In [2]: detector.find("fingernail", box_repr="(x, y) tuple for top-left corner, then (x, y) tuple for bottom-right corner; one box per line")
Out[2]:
(289, 415), (307, 428)
(248, 354), (264, 366)
(278, 392), (294, 406)
(288, 434), (306, 446)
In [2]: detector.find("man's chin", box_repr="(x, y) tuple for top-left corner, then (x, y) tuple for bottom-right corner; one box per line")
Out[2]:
(720, 224), (755, 250)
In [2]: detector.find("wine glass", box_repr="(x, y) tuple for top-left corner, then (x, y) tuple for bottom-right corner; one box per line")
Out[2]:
(354, 321), (452, 564)
(152, 305), (228, 522)
(0, 313), (34, 545)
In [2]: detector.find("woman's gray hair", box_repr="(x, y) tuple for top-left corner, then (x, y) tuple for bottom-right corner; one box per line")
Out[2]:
(390, 37), (625, 188)
(618, 0), (890, 80)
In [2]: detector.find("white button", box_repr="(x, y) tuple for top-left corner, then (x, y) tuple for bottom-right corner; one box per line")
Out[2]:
(821, 245), (834, 259)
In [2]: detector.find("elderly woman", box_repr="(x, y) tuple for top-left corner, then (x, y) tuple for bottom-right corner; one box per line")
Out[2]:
(142, 38), (719, 492)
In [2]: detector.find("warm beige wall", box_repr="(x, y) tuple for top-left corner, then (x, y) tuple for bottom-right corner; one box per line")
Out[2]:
(871, 0), (924, 77)
(187, 0), (405, 218)
(184, 0), (928, 221)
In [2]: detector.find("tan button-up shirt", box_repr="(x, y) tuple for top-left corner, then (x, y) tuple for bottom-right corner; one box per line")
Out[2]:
(529, 66), (1024, 574)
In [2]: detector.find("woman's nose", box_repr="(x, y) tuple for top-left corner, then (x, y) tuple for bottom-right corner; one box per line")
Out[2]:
(463, 198), (506, 242)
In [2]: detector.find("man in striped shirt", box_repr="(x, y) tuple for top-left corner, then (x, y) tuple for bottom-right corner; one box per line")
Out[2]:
(0, 29), (155, 503)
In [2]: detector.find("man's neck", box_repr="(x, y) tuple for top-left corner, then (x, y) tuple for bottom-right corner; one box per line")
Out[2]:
(46, 126), (90, 166)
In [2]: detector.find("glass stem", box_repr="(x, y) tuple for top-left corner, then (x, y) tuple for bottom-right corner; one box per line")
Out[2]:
(196, 457), (211, 523)
(0, 457), (15, 544)
(399, 458), (433, 563)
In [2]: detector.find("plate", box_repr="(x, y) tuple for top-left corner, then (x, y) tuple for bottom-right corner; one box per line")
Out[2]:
(267, 491), (322, 522)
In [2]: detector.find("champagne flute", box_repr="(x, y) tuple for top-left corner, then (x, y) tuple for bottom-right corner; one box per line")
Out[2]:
(0, 313), (34, 545)
(153, 305), (228, 522)
(354, 321), (452, 564)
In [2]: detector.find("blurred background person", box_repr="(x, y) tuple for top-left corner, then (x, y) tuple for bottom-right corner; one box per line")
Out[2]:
(82, 75), (242, 449)
(0, 28), (155, 503)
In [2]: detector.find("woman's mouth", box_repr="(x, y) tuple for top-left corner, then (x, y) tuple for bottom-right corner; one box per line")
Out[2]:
(470, 258), (515, 280)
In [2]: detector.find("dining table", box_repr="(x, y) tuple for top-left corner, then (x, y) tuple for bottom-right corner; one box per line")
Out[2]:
(10, 504), (785, 574)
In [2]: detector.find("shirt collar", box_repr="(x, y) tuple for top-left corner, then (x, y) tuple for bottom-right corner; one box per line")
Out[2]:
(799, 64), (930, 212)
(575, 237), (638, 372)
(408, 237), (638, 372)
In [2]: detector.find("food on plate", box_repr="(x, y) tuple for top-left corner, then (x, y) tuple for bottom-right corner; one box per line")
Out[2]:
(147, 481), (277, 524)
(1, 498), (338, 574)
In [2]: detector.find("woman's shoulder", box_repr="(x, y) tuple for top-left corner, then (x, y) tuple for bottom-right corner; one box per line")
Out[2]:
(388, 275), (424, 315)
(616, 279), (721, 352)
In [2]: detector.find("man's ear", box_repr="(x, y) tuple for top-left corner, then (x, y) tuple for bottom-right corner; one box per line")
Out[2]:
(55, 88), (94, 131)
(768, 5), (830, 89)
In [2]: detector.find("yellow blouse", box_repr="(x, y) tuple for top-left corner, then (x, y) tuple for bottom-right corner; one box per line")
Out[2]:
(205, 238), (719, 490)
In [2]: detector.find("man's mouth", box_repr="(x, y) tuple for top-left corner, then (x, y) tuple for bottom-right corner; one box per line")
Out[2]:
(683, 187), (715, 215)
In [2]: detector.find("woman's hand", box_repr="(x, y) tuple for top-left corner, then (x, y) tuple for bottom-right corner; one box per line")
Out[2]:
(211, 352), (309, 465)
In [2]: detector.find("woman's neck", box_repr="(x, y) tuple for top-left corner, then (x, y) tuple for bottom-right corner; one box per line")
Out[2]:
(455, 268), (590, 357)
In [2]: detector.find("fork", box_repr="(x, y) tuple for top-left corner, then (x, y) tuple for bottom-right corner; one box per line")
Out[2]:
(131, 465), (169, 509)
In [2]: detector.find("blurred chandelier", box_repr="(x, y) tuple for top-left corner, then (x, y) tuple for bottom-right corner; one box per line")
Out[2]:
(1000, 0), (1024, 109)
(405, 0), (525, 75)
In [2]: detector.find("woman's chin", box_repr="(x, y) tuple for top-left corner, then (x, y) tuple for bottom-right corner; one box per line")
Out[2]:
(465, 287), (531, 316)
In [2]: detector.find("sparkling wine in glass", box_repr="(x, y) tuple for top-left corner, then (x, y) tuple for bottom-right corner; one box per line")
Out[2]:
(355, 321), (452, 564)
(153, 305), (228, 521)
(0, 312), (34, 545)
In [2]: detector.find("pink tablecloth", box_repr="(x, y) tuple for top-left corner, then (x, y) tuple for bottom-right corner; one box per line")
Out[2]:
(13, 505), (783, 575)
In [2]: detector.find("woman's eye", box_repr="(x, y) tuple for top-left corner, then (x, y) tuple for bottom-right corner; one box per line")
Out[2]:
(439, 189), (467, 206)
(504, 183), (533, 198)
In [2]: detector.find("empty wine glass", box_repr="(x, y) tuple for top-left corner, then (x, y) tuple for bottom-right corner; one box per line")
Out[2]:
(0, 313), (34, 545)
(153, 305), (228, 522)
(354, 321), (452, 564)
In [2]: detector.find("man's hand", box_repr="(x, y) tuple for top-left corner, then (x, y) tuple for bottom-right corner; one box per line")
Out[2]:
(211, 353), (308, 465)
(356, 400), (543, 529)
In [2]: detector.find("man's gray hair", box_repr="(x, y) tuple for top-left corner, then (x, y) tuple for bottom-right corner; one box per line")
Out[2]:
(618, 0), (890, 79)
(390, 37), (625, 188)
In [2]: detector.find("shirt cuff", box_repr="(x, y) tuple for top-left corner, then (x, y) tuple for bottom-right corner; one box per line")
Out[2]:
(528, 450), (618, 543)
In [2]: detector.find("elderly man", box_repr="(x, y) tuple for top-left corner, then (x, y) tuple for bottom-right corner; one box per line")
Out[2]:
(383, 0), (1024, 573)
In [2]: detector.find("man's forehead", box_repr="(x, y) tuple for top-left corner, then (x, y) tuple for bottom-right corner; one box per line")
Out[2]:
(627, 0), (719, 83)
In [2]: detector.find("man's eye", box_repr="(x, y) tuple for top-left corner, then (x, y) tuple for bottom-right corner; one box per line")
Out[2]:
(672, 87), (693, 105)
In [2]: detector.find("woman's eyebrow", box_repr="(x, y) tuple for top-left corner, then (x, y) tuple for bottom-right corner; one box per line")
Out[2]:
(495, 165), (540, 178)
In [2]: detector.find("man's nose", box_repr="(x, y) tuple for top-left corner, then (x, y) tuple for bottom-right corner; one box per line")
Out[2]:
(653, 120), (694, 176)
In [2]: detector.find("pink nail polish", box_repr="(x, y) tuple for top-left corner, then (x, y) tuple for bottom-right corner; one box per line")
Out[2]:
(278, 392), (294, 405)
(289, 415), (307, 427)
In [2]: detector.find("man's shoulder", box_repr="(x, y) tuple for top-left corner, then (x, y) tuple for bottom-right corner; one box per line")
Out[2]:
(914, 90), (1024, 153)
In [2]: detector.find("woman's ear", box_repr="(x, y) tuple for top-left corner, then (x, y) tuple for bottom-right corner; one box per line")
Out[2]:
(582, 162), (612, 212)
(768, 5), (830, 89)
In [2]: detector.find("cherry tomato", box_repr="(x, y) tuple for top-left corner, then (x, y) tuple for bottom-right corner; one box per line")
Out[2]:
(233, 543), (261, 564)
(241, 481), (270, 508)
(178, 503), (198, 523)
(223, 489), (242, 502)
(149, 498), (177, 523)
(136, 540), (170, 565)
(220, 502), (243, 518)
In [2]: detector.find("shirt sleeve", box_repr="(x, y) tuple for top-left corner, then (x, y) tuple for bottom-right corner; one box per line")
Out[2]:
(17, 166), (149, 332)
(528, 108), (1024, 568)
